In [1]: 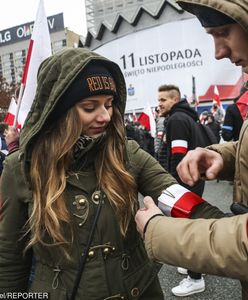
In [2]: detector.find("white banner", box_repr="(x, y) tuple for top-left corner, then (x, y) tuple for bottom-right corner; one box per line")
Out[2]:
(95, 18), (241, 112)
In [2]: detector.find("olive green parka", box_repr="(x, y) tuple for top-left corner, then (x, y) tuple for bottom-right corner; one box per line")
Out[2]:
(0, 48), (177, 299)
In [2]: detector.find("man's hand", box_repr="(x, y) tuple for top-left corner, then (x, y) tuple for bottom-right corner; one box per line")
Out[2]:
(176, 147), (224, 186)
(135, 196), (163, 237)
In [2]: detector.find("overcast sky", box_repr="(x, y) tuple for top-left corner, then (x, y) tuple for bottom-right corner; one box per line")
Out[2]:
(0, 0), (87, 36)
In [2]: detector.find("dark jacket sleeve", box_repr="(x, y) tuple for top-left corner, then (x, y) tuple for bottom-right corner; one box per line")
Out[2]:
(166, 118), (190, 179)
(191, 202), (226, 219)
(0, 152), (32, 292)
(222, 105), (235, 141)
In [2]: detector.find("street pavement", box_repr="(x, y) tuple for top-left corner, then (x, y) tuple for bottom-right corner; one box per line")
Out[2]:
(157, 180), (242, 299)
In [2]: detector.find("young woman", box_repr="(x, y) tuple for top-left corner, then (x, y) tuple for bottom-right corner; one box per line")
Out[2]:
(0, 47), (177, 299)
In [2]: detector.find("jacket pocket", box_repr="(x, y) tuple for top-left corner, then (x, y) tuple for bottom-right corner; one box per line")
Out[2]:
(30, 279), (68, 300)
(123, 261), (162, 299)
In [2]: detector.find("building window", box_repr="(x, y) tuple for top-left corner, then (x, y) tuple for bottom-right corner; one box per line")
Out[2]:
(52, 40), (66, 53)
(14, 50), (23, 59)
(2, 61), (11, 68)
(2, 53), (11, 62)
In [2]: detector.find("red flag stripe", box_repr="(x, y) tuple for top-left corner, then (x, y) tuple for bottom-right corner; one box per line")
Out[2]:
(158, 184), (205, 218)
(4, 113), (15, 126)
(213, 85), (221, 106)
(171, 191), (205, 218)
(138, 112), (150, 130)
(21, 39), (34, 85)
(171, 146), (188, 154)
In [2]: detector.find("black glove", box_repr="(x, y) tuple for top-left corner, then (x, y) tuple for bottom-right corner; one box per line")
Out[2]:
(230, 202), (248, 215)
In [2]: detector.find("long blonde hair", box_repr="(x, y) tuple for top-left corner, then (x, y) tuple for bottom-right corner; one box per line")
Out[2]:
(27, 105), (137, 252)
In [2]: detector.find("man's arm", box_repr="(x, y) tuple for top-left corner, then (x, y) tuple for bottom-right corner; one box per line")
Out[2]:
(135, 197), (248, 282)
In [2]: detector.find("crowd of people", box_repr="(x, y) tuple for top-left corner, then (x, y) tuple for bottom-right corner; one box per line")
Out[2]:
(0, 1), (248, 300)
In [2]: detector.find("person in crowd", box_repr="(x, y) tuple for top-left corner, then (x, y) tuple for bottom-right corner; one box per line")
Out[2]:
(158, 84), (207, 296)
(199, 110), (208, 125)
(125, 120), (154, 156)
(0, 123), (8, 152)
(142, 127), (155, 157)
(135, 1), (248, 299)
(222, 90), (248, 141)
(154, 107), (165, 161)
(0, 47), (192, 299)
(0, 122), (8, 176)
(125, 119), (142, 145)
(155, 98), (168, 170)
(211, 101), (225, 124)
(206, 113), (221, 143)
(4, 125), (20, 153)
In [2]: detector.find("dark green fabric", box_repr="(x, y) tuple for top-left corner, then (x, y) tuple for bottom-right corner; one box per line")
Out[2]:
(0, 47), (177, 299)
(191, 202), (226, 219)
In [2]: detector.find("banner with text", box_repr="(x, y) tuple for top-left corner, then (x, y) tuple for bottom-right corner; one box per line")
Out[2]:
(95, 18), (241, 112)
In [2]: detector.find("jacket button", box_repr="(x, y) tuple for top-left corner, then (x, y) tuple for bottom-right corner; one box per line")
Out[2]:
(92, 191), (102, 204)
(93, 194), (100, 200)
(78, 198), (86, 206)
(103, 247), (110, 255)
(131, 287), (140, 297)
(88, 250), (95, 259)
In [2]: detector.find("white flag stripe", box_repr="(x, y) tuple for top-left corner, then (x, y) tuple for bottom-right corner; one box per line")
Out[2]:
(214, 85), (219, 95)
(143, 105), (156, 138)
(18, 0), (51, 126)
(171, 140), (188, 148)
(158, 184), (189, 215)
(8, 97), (18, 115)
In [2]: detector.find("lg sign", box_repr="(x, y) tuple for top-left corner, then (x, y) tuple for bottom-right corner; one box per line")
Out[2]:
(0, 13), (64, 46)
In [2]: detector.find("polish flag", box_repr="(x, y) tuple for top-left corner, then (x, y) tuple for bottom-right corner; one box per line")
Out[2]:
(4, 97), (18, 126)
(16, 0), (51, 126)
(138, 105), (156, 137)
(171, 139), (188, 154)
(158, 184), (205, 218)
(212, 85), (225, 119)
(213, 85), (221, 107)
(132, 110), (137, 122)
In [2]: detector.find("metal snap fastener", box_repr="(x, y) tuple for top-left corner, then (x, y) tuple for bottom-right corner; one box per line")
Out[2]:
(74, 195), (88, 210)
(78, 198), (86, 205)
(103, 247), (110, 255)
(91, 191), (102, 204)
(131, 287), (140, 297)
(88, 250), (95, 259)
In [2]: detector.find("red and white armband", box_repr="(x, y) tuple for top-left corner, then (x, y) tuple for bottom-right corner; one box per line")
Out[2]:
(158, 184), (205, 218)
